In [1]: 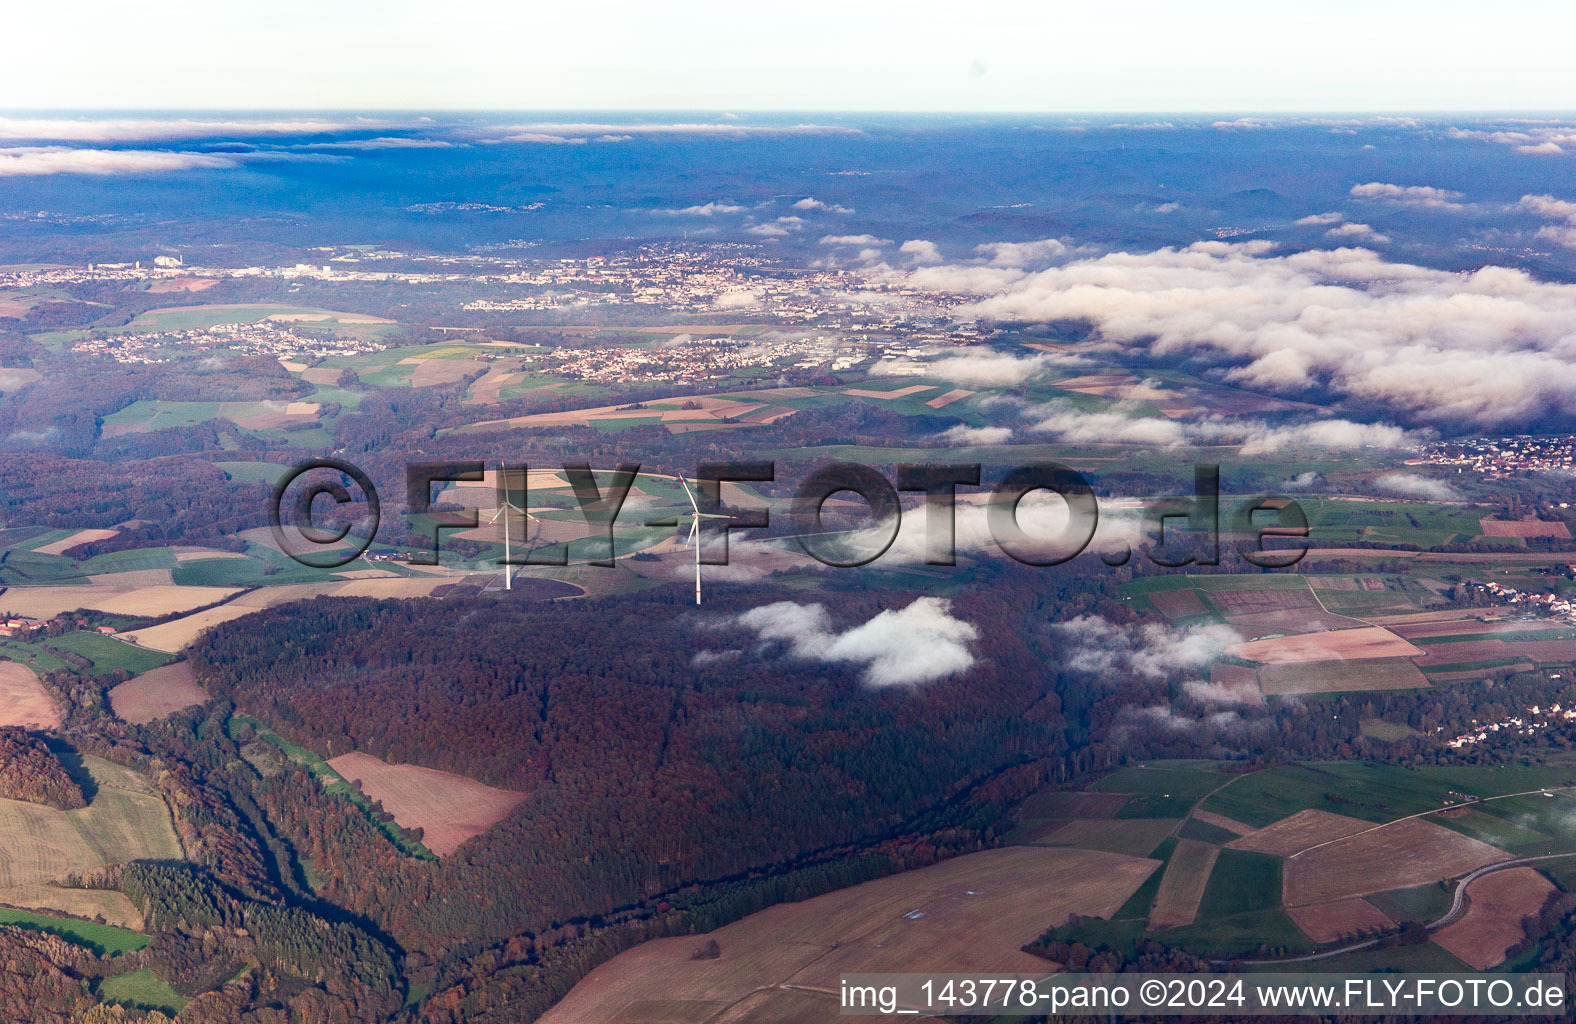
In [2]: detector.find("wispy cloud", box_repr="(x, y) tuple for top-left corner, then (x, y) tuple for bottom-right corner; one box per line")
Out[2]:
(0, 147), (237, 176)
(0, 117), (374, 142)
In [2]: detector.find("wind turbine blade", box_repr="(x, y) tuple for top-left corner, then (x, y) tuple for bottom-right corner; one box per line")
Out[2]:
(687, 518), (699, 546)
(678, 473), (701, 516)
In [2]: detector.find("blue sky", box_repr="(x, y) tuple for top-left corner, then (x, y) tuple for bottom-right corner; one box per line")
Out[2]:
(9, 0), (1576, 111)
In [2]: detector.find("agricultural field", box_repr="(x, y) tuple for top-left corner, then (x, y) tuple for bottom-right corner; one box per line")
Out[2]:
(108, 661), (209, 724)
(95, 968), (190, 1015)
(0, 661), (62, 728)
(41, 631), (172, 677)
(0, 754), (181, 928)
(0, 906), (148, 955)
(1431, 868), (1559, 969)
(538, 845), (1158, 1023)
(327, 752), (528, 856)
(1028, 759), (1576, 967)
(1126, 571), (1576, 697)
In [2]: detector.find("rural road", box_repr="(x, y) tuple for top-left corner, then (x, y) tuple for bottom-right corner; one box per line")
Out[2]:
(1230, 850), (1576, 965)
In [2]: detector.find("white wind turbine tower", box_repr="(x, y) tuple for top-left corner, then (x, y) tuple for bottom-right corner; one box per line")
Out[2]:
(678, 473), (734, 605)
(487, 463), (539, 591)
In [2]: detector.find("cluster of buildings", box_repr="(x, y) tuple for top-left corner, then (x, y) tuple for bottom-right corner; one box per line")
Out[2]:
(69, 321), (387, 365)
(4, 242), (997, 349)
(1445, 701), (1576, 749)
(533, 332), (889, 385)
(0, 615), (41, 639)
(1411, 436), (1576, 475)
(1464, 579), (1576, 625)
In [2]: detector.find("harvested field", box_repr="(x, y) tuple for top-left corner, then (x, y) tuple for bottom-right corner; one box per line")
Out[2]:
(1147, 839), (1219, 929)
(1209, 587), (1317, 615)
(0, 662), (62, 729)
(1206, 664), (1263, 705)
(841, 385), (936, 400)
(466, 368), (519, 404)
(118, 577), (457, 652)
(171, 547), (249, 562)
(538, 845), (1158, 1024)
(327, 752), (526, 856)
(1259, 658), (1429, 695)
(1150, 589), (1208, 618)
(1414, 638), (1576, 664)
(1192, 809), (1254, 835)
(0, 368), (41, 390)
(108, 662), (208, 724)
(1391, 618), (1547, 639)
(1287, 898), (1396, 943)
(300, 367), (342, 385)
(146, 278), (217, 293)
(405, 357), (486, 387)
(117, 607), (254, 653)
(87, 569), (173, 587)
(0, 755), (180, 929)
(1229, 809), (1373, 857)
(1431, 868), (1557, 969)
(0, 585), (237, 620)
(1371, 609), (1500, 626)
(33, 528), (118, 556)
(926, 388), (976, 408)
(1228, 626), (1422, 664)
(1226, 609), (1369, 634)
(1479, 518), (1572, 540)
(1031, 817), (1178, 856)
(1284, 819), (1509, 906)
(1308, 577), (1360, 590)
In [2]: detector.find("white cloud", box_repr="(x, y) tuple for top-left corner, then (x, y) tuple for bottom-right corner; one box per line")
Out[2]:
(655, 201), (746, 216)
(1374, 473), (1459, 500)
(1349, 182), (1465, 211)
(296, 136), (455, 150)
(1325, 222), (1389, 243)
(714, 289), (764, 309)
(493, 121), (860, 138)
(819, 233), (890, 246)
(937, 424), (1013, 444)
(973, 238), (1067, 267)
(747, 223), (791, 236)
(731, 597), (979, 687)
(899, 239), (943, 265)
(905, 240), (1576, 429)
(1053, 616), (1241, 680)
(873, 350), (1066, 386)
(499, 132), (588, 144)
(0, 117), (372, 142)
(1295, 212), (1345, 226)
(0, 147), (236, 176)
(793, 197), (853, 213)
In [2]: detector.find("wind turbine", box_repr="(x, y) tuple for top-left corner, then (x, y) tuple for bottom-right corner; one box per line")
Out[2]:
(678, 473), (734, 605)
(487, 463), (539, 591)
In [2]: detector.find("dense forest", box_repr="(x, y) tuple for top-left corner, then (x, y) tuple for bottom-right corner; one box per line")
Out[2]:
(0, 728), (87, 809)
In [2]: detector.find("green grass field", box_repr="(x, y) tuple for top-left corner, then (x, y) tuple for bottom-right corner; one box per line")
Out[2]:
(1090, 762), (1231, 818)
(1201, 762), (1576, 830)
(96, 968), (190, 1014)
(42, 631), (173, 676)
(0, 907), (148, 955)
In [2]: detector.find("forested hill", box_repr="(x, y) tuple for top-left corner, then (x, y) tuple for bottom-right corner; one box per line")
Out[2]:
(187, 587), (1073, 948)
